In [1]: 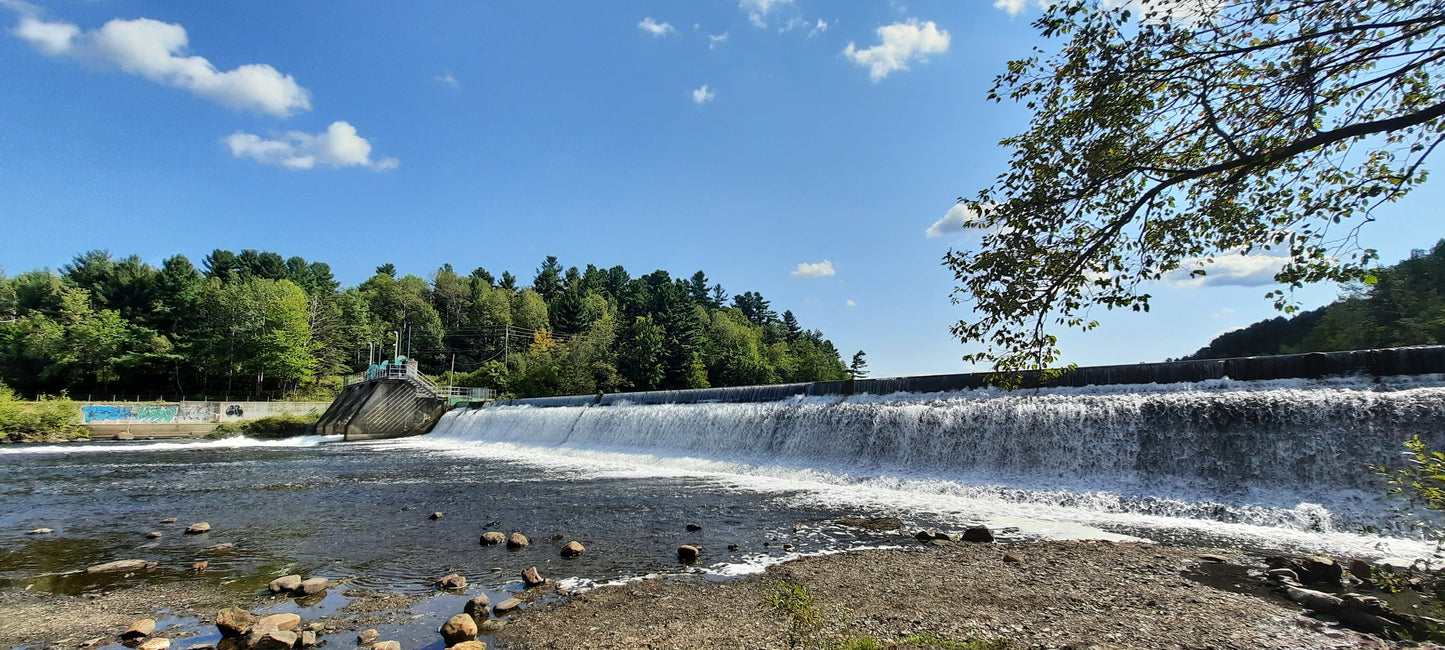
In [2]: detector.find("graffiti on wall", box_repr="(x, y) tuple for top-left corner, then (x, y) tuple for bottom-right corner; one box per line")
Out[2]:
(82, 405), (182, 423)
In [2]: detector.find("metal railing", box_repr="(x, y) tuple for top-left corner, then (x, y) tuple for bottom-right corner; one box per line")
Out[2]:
(342, 359), (493, 401)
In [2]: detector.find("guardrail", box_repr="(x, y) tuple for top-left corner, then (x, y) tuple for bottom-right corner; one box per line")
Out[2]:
(341, 360), (493, 401)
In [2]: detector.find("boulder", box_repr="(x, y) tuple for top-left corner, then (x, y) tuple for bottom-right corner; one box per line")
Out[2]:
(1267, 555), (1343, 586)
(480, 531), (506, 546)
(185, 522), (211, 534)
(85, 559), (156, 574)
(246, 629), (296, 650)
(137, 638), (170, 650)
(436, 573), (467, 590)
(374, 642), (401, 650)
(1349, 559), (1373, 580)
(357, 629), (380, 645)
(450, 642), (488, 650)
(464, 594), (491, 618)
(506, 532), (529, 550)
(1284, 586), (1344, 614)
(440, 613), (478, 645)
(961, 525), (995, 543)
(430, 511), (445, 520)
(215, 607), (254, 637)
(493, 598), (523, 616)
(254, 613), (302, 632)
(121, 618), (156, 639)
(145, 531), (163, 539)
(561, 541), (585, 558)
(677, 545), (700, 562)
(297, 577), (329, 595)
(686, 523), (702, 531)
(268, 574), (303, 594)
(522, 566), (545, 588)
(26, 528), (53, 535)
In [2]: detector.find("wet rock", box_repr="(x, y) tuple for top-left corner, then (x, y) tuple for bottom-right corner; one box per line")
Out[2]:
(185, 522), (211, 534)
(137, 638), (171, 650)
(678, 545), (700, 562)
(1267, 568), (1299, 583)
(783, 544), (795, 551)
(1003, 552), (1022, 563)
(493, 598), (523, 616)
(297, 577), (329, 595)
(449, 642), (487, 650)
(145, 531), (163, 539)
(913, 530), (957, 543)
(464, 594), (491, 618)
(121, 618), (156, 639)
(191, 561), (208, 571)
(480, 531), (506, 546)
(727, 544), (740, 552)
(440, 613), (478, 645)
(268, 575), (303, 594)
(1337, 607), (1401, 636)
(836, 517), (904, 531)
(430, 511), (444, 520)
(522, 566), (545, 588)
(506, 532), (529, 550)
(1349, 559), (1373, 580)
(246, 629), (296, 650)
(548, 533), (564, 541)
(215, 607), (254, 637)
(85, 559), (156, 574)
(436, 573), (468, 590)
(961, 525), (995, 543)
(205, 543), (235, 552)
(561, 541), (585, 558)
(1197, 554), (1228, 563)
(357, 629), (380, 645)
(1284, 586), (1343, 614)
(160, 517), (177, 524)
(1267, 555), (1342, 586)
(373, 642), (400, 650)
(26, 528), (53, 535)
(254, 613), (302, 632)
(686, 523), (702, 531)
(298, 631), (317, 647)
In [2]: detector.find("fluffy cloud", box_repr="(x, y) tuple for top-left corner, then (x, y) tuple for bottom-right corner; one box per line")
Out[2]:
(741, 0), (793, 28)
(692, 84), (716, 104)
(809, 19), (830, 38)
(435, 72), (458, 88)
(993, 0), (1047, 16)
(791, 260), (836, 278)
(843, 19), (950, 82)
(637, 16), (677, 37)
(708, 32), (729, 49)
(925, 203), (975, 237)
(846, 299), (857, 308)
(11, 15), (311, 117)
(1160, 253), (1288, 288)
(225, 121), (398, 171)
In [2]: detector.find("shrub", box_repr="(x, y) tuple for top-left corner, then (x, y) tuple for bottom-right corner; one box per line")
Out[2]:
(0, 382), (86, 441)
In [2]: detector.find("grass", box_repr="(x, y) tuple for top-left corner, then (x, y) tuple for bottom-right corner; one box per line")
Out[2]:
(0, 383), (87, 441)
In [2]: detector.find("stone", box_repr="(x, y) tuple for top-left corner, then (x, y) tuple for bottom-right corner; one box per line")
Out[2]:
(85, 559), (156, 574)
(297, 577), (329, 595)
(26, 528), (53, 535)
(121, 618), (156, 639)
(373, 642), (401, 650)
(1267, 568), (1299, 582)
(677, 545), (700, 562)
(961, 525), (995, 543)
(493, 598), (523, 616)
(192, 561), (208, 571)
(430, 511), (445, 520)
(254, 613), (302, 632)
(913, 530), (957, 543)
(522, 566), (545, 588)
(245, 629), (296, 650)
(1197, 554), (1229, 563)
(436, 573), (467, 590)
(146, 531), (162, 539)
(506, 532), (529, 550)
(727, 544), (740, 552)
(357, 629), (380, 645)
(160, 518), (177, 524)
(480, 531), (506, 546)
(137, 638), (171, 650)
(464, 594), (492, 618)
(205, 543), (235, 552)
(1284, 586), (1344, 614)
(686, 523), (702, 531)
(450, 642), (488, 650)
(1003, 552), (1022, 563)
(440, 613), (479, 645)
(549, 533), (564, 541)
(215, 607), (254, 637)
(835, 517), (904, 531)
(185, 522), (211, 534)
(268, 574), (303, 594)
(1267, 555), (1343, 586)
(298, 631), (317, 647)
(1349, 559), (1373, 580)
(561, 541), (585, 558)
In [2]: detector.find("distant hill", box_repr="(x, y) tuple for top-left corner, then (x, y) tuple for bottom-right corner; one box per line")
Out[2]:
(1183, 239), (1445, 360)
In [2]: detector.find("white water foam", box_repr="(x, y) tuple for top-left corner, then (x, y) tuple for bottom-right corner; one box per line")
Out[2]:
(0, 435), (342, 456)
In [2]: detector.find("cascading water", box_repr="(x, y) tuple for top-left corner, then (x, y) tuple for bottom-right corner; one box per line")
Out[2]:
(420, 376), (1445, 557)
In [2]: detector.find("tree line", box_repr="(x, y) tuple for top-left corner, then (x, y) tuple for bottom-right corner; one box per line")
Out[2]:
(1184, 240), (1445, 360)
(0, 250), (855, 400)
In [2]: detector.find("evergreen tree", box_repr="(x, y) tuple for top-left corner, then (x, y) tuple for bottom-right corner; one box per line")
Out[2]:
(532, 255), (563, 302)
(849, 350), (868, 379)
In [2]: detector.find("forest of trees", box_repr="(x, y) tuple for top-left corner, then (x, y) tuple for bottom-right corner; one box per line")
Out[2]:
(1185, 240), (1445, 360)
(0, 250), (850, 400)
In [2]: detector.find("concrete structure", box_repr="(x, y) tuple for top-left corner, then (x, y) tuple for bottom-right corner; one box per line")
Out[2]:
(314, 359), (488, 441)
(81, 401), (331, 439)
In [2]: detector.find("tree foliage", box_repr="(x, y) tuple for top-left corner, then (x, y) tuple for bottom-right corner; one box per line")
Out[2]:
(947, 0), (1445, 372)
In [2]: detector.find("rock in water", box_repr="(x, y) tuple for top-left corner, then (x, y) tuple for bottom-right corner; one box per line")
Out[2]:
(246, 629), (296, 650)
(480, 531), (506, 546)
(26, 528), (53, 535)
(561, 541), (585, 558)
(961, 525), (995, 543)
(159, 517), (177, 524)
(85, 559), (156, 574)
(137, 638), (170, 650)
(185, 522), (211, 534)
(253, 613), (301, 632)
(677, 545), (700, 562)
(506, 532), (529, 550)
(121, 619), (156, 639)
(145, 531), (162, 539)
(686, 523), (702, 531)
(268, 575), (303, 594)
(439, 613), (478, 645)
(298, 631), (317, 647)
(215, 607), (254, 637)
(435, 573), (467, 589)
(464, 594), (492, 618)
(297, 577), (329, 595)
(522, 566), (545, 588)
(1267, 555), (1343, 586)
(357, 629), (380, 645)
(204, 543), (235, 552)
(373, 642), (401, 650)
(430, 511), (444, 520)
(450, 642), (488, 650)
(191, 561), (208, 571)
(493, 598), (523, 616)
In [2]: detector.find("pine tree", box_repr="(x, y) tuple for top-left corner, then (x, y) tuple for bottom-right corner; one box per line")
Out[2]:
(849, 350), (868, 379)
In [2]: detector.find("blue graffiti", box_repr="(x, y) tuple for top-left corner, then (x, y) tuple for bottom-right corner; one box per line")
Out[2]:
(82, 405), (134, 422)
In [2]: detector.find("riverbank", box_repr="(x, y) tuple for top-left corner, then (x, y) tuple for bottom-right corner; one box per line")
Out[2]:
(1, 539), (1426, 650)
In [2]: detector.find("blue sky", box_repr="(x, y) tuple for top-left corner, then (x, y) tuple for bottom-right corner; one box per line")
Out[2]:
(0, 0), (1440, 378)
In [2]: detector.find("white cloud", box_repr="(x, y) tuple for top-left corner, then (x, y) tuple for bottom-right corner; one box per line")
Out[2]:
(435, 72), (458, 88)
(638, 16), (677, 37)
(708, 32), (729, 49)
(741, 0), (793, 28)
(846, 299), (857, 308)
(781, 16), (806, 33)
(225, 121), (398, 171)
(10, 15), (311, 117)
(1161, 252), (1288, 288)
(993, 0), (1047, 16)
(809, 19), (830, 38)
(997, 0), (1219, 23)
(791, 260), (836, 278)
(843, 19), (950, 82)
(692, 84), (716, 104)
(926, 203), (975, 237)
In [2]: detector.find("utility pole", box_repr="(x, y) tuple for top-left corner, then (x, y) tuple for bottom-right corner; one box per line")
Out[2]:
(449, 353), (456, 396)
(406, 324), (412, 358)
(504, 325), (510, 366)
(393, 330), (400, 361)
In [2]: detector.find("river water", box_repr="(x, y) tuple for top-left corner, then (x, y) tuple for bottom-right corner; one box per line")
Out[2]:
(3, 377), (1443, 648)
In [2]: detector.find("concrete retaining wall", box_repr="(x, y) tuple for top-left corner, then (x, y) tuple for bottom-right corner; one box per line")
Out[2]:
(82, 401), (331, 439)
